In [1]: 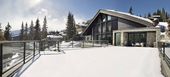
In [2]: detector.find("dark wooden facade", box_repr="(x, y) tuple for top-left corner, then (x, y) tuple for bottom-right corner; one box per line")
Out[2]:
(83, 10), (153, 45)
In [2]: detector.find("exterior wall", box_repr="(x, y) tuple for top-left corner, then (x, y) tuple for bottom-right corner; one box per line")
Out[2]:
(83, 12), (154, 45)
(146, 32), (156, 47)
(113, 28), (160, 47)
(118, 18), (145, 30)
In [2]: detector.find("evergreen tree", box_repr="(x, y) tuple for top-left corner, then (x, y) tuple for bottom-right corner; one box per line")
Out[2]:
(4, 22), (11, 40)
(168, 20), (170, 31)
(161, 8), (167, 22)
(128, 6), (133, 15)
(66, 12), (77, 40)
(24, 23), (28, 40)
(147, 13), (151, 18)
(42, 16), (48, 39)
(29, 20), (34, 40)
(34, 18), (41, 40)
(20, 22), (24, 40)
(0, 23), (5, 40)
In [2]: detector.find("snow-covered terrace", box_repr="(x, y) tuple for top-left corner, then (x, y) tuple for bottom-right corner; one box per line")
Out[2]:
(14, 46), (163, 77)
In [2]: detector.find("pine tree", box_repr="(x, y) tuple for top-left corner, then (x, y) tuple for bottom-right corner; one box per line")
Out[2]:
(0, 23), (5, 40)
(147, 13), (151, 18)
(161, 8), (167, 22)
(128, 6), (133, 15)
(29, 20), (34, 40)
(34, 18), (41, 40)
(66, 12), (77, 40)
(42, 16), (48, 39)
(168, 20), (170, 31)
(20, 22), (24, 40)
(24, 22), (28, 40)
(4, 22), (11, 40)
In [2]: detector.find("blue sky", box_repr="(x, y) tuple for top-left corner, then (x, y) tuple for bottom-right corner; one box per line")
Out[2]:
(0, 0), (170, 31)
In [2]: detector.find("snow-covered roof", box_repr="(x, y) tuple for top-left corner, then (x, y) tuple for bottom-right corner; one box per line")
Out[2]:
(47, 35), (63, 39)
(156, 22), (169, 30)
(102, 9), (153, 26)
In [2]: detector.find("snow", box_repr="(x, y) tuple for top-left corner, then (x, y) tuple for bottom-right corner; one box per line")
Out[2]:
(165, 47), (170, 58)
(47, 35), (63, 39)
(156, 22), (169, 30)
(106, 9), (153, 24)
(18, 47), (163, 77)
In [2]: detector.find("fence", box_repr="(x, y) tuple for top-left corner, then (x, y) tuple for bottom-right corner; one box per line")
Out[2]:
(0, 41), (40, 77)
(158, 42), (170, 68)
(81, 40), (109, 48)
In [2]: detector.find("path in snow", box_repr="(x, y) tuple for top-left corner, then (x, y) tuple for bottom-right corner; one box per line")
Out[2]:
(19, 47), (163, 77)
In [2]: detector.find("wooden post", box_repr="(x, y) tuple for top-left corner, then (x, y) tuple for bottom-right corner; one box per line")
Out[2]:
(23, 42), (26, 64)
(33, 42), (35, 57)
(163, 42), (165, 60)
(57, 41), (60, 52)
(0, 44), (3, 77)
(92, 40), (94, 47)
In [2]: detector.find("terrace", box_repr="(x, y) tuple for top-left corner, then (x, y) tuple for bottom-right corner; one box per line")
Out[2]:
(0, 40), (169, 77)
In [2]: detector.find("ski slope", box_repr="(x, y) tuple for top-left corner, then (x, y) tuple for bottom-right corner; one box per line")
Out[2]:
(19, 46), (163, 77)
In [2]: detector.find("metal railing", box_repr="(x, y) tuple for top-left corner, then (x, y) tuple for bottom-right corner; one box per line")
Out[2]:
(0, 41), (40, 77)
(81, 40), (109, 48)
(158, 42), (170, 68)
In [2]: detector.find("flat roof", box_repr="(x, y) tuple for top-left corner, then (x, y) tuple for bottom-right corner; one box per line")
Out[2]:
(113, 27), (160, 33)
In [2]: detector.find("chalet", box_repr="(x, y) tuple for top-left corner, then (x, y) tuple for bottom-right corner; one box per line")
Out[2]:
(82, 9), (161, 47)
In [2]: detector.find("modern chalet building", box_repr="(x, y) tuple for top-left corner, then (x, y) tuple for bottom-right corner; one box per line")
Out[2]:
(82, 9), (161, 47)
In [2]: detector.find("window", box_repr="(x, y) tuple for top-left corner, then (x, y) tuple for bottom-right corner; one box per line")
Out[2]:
(102, 15), (106, 22)
(102, 23), (106, 33)
(98, 25), (101, 33)
(108, 21), (112, 32)
(108, 16), (112, 20)
(115, 32), (121, 46)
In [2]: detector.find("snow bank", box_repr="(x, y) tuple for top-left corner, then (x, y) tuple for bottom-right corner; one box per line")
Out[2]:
(19, 47), (163, 77)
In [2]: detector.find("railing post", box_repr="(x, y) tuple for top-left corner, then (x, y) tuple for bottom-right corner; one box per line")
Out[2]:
(163, 42), (165, 60)
(57, 41), (60, 52)
(23, 42), (26, 64)
(38, 41), (40, 54)
(33, 42), (35, 57)
(72, 40), (73, 48)
(92, 40), (94, 47)
(82, 40), (84, 48)
(0, 44), (3, 77)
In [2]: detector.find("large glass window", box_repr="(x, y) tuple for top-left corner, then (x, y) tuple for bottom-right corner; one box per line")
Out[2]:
(115, 32), (121, 46)
(98, 25), (101, 33)
(108, 21), (112, 32)
(127, 32), (146, 46)
(102, 23), (106, 33)
(102, 15), (106, 22)
(112, 21), (118, 30)
(94, 25), (98, 33)
(108, 16), (112, 21)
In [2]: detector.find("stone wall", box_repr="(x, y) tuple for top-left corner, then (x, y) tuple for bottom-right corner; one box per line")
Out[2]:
(146, 32), (156, 47)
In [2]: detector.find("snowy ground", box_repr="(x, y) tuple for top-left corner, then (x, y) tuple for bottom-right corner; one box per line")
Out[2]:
(18, 46), (163, 77)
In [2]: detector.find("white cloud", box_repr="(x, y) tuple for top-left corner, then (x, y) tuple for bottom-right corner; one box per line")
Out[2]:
(0, 0), (87, 31)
